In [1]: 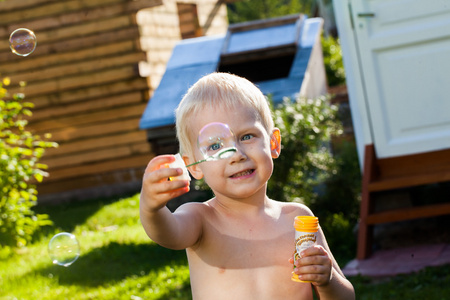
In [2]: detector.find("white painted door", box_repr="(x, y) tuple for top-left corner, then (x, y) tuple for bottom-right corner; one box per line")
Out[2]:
(350, 0), (450, 158)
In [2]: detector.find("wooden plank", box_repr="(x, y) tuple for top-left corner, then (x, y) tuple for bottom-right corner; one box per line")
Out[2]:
(30, 103), (147, 132)
(366, 202), (450, 225)
(377, 148), (450, 178)
(43, 153), (152, 182)
(0, 0), (162, 38)
(6, 65), (139, 97)
(0, 38), (138, 74)
(0, 0), (131, 25)
(368, 171), (450, 192)
(31, 91), (143, 122)
(42, 141), (151, 169)
(44, 130), (148, 157)
(367, 147), (450, 191)
(30, 78), (148, 109)
(357, 144), (376, 259)
(43, 117), (141, 143)
(0, 15), (133, 52)
(7, 52), (146, 84)
(0, 0), (57, 12)
(0, 28), (140, 65)
(37, 164), (148, 195)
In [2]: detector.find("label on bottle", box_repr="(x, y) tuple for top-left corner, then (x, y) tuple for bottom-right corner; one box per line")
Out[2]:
(295, 231), (317, 256)
(292, 231), (317, 282)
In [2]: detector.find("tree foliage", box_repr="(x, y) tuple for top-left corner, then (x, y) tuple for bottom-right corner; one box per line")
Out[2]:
(268, 96), (342, 204)
(269, 96), (360, 263)
(0, 77), (57, 248)
(322, 35), (346, 87)
(227, 0), (315, 24)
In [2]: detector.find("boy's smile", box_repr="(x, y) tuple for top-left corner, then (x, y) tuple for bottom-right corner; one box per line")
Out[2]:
(229, 168), (255, 179)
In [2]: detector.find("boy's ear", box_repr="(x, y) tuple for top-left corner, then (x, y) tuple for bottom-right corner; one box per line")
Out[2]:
(270, 128), (281, 158)
(182, 154), (204, 180)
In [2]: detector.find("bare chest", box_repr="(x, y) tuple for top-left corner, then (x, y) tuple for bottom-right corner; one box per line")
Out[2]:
(194, 220), (295, 271)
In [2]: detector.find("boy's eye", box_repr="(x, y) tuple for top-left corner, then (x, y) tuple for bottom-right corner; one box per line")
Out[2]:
(208, 143), (222, 151)
(241, 134), (253, 141)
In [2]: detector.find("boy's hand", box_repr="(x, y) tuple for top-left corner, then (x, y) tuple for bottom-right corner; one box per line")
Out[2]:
(140, 155), (190, 212)
(290, 245), (333, 286)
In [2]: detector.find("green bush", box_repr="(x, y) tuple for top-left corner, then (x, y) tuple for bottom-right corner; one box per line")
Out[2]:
(322, 35), (346, 87)
(0, 77), (57, 248)
(269, 97), (361, 264)
(268, 96), (342, 205)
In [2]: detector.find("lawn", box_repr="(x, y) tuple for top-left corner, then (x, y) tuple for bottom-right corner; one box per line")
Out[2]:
(1, 194), (449, 299)
(0, 194), (191, 300)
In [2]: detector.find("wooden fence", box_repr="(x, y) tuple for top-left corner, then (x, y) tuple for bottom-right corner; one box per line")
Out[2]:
(0, 0), (227, 203)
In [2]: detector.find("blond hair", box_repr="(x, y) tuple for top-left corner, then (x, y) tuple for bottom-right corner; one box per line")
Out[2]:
(175, 72), (274, 160)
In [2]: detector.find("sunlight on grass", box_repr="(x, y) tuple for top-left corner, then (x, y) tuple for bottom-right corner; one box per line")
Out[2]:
(0, 194), (192, 300)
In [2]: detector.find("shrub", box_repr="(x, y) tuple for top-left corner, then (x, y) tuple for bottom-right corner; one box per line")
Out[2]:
(0, 77), (57, 248)
(322, 35), (346, 87)
(268, 96), (362, 263)
(268, 95), (342, 205)
(312, 140), (362, 263)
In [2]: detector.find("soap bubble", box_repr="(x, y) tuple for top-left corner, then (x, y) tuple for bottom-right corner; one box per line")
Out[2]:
(9, 28), (37, 57)
(198, 122), (237, 160)
(48, 232), (80, 267)
(185, 122), (238, 167)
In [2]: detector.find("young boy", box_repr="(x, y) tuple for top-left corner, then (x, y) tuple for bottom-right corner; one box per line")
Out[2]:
(140, 73), (355, 299)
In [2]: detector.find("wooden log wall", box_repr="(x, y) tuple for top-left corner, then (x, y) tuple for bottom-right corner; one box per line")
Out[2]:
(137, 0), (228, 91)
(0, 0), (228, 204)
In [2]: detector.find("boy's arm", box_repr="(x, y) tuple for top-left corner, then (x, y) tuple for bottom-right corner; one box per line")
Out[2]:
(307, 244), (355, 300)
(139, 155), (202, 250)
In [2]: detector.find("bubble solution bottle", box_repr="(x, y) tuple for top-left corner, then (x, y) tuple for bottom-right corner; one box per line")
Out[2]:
(291, 216), (319, 282)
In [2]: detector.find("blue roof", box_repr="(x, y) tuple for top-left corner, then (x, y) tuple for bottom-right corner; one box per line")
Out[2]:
(225, 23), (299, 54)
(140, 16), (323, 130)
(139, 36), (224, 130)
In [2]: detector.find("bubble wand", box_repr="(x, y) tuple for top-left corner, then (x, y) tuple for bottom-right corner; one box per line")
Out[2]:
(186, 147), (237, 167)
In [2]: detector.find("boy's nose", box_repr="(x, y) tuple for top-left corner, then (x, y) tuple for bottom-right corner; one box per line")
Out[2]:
(229, 145), (247, 163)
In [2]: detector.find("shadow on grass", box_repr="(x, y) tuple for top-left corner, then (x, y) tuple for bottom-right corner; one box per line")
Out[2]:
(34, 195), (132, 234)
(37, 241), (187, 286)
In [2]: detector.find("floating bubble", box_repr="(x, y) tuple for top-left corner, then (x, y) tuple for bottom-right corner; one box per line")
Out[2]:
(9, 28), (37, 57)
(48, 232), (80, 267)
(186, 122), (237, 167)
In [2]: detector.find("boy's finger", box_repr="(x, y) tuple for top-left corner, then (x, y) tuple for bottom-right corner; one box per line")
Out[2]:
(299, 245), (326, 258)
(144, 155), (176, 173)
(296, 255), (330, 268)
(151, 177), (189, 195)
(156, 184), (190, 201)
(143, 166), (182, 184)
(296, 273), (329, 286)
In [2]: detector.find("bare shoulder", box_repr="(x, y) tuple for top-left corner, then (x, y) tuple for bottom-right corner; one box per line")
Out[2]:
(268, 199), (315, 218)
(171, 201), (214, 248)
(174, 200), (213, 216)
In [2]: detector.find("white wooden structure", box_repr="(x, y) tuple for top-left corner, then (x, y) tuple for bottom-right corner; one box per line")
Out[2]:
(334, 0), (450, 164)
(334, 0), (450, 259)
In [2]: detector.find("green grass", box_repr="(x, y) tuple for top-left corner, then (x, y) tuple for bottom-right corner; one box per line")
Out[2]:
(349, 264), (450, 299)
(0, 194), (191, 300)
(1, 193), (449, 299)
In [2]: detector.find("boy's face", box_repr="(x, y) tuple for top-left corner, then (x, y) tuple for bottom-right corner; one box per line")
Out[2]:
(184, 102), (280, 201)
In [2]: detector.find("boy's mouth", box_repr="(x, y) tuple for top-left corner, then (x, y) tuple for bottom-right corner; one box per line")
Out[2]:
(230, 169), (255, 178)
